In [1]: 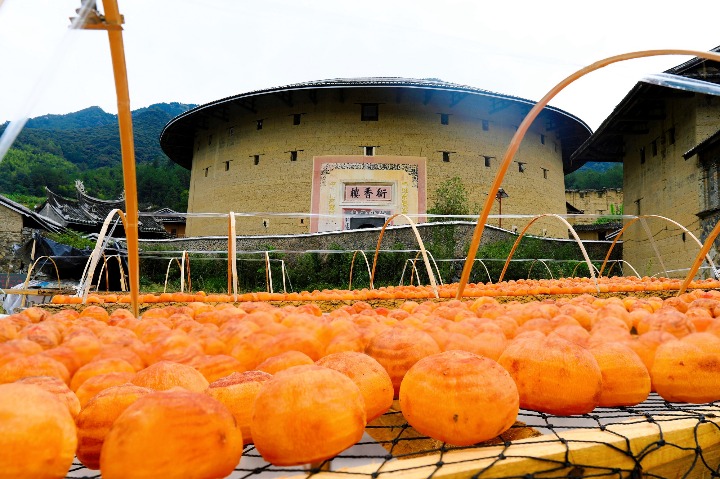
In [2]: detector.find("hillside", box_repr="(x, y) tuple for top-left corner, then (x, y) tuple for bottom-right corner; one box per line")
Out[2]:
(0, 103), (195, 211)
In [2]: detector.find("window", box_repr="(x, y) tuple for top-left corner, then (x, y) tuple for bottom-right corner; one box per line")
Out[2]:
(228, 126), (234, 136)
(482, 120), (489, 131)
(635, 198), (642, 215)
(208, 134), (213, 146)
(290, 150), (298, 161)
(442, 151), (450, 162)
(483, 155), (493, 167)
(204, 167), (209, 177)
(293, 114), (302, 125)
(224, 161), (230, 171)
(256, 119), (263, 130)
(540, 134), (545, 145)
(440, 113), (449, 125)
(517, 161), (526, 173)
(363, 146), (375, 156)
(668, 127), (676, 145)
(361, 104), (379, 121)
(253, 155), (260, 165)
(541, 167), (548, 179)
(652, 140), (658, 156)
(640, 147), (646, 164)
(597, 191), (603, 198)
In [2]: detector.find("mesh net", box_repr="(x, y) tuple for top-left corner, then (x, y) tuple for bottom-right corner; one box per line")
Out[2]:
(64, 393), (720, 479)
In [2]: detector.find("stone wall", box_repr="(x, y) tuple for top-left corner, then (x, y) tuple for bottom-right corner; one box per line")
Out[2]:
(0, 205), (30, 274)
(138, 221), (621, 276)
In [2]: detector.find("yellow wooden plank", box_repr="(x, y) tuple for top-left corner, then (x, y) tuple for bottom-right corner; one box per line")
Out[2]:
(285, 408), (720, 479)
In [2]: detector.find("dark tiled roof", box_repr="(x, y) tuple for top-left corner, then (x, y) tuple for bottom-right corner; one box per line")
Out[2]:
(0, 194), (64, 232)
(41, 185), (167, 236)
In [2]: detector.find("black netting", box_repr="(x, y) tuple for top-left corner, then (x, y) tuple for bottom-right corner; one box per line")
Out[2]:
(64, 393), (720, 479)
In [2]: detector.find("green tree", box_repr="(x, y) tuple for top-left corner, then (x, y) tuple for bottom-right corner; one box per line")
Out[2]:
(427, 176), (471, 219)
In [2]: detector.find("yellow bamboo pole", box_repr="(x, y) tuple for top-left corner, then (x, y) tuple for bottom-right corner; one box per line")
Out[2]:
(100, 0), (140, 316)
(456, 48), (720, 300)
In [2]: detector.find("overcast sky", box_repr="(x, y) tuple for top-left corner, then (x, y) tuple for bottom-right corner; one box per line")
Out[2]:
(0, 0), (718, 131)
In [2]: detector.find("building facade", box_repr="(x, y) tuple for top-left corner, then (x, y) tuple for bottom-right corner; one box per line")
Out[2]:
(160, 78), (591, 238)
(572, 47), (720, 277)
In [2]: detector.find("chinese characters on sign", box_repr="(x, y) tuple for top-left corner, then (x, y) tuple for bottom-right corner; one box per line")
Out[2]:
(344, 184), (393, 201)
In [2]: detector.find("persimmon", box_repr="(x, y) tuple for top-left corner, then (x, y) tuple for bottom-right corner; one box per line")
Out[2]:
(589, 342), (650, 407)
(75, 371), (136, 407)
(100, 389), (243, 479)
(70, 357), (136, 392)
(38, 346), (83, 376)
(251, 365), (365, 466)
(144, 330), (204, 364)
(131, 360), (209, 392)
(0, 383), (77, 479)
(400, 350), (519, 445)
(205, 370), (273, 444)
(365, 327), (441, 398)
(15, 376), (81, 419)
(187, 354), (245, 382)
(651, 333), (720, 403)
(498, 334), (602, 415)
(75, 383), (153, 470)
(0, 355), (71, 386)
(549, 324), (591, 348)
(256, 350), (315, 375)
(79, 305), (111, 323)
(317, 351), (394, 422)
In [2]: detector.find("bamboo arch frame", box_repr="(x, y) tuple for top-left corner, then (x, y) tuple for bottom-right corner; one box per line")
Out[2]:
(526, 259), (554, 280)
(497, 214), (599, 292)
(571, 261), (601, 278)
(20, 256), (61, 309)
(95, 254), (127, 292)
(406, 250), (444, 287)
(228, 212), (238, 301)
(604, 259), (640, 278)
(349, 250), (374, 290)
(680, 218), (720, 295)
(163, 251), (190, 293)
(598, 214), (716, 277)
(78, 208), (139, 315)
(457, 48), (720, 300)
(370, 214), (439, 298)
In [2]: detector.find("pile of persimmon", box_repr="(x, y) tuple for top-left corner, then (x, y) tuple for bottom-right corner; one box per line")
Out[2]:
(49, 275), (720, 305)
(1, 287), (720, 475)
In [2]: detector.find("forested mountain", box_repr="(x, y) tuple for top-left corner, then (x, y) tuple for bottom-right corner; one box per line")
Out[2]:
(565, 161), (623, 190)
(0, 103), (195, 211)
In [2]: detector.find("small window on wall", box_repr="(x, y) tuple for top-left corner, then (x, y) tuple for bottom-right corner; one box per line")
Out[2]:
(440, 113), (449, 125)
(541, 167), (548, 179)
(442, 151), (451, 162)
(640, 147), (646, 164)
(292, 113), (302, 125)
(224, 161), (230, 171)
(517, 161), (526, 173)
(635, 198), (642, 215)
(363, 146), (375, 156)
(290, 150), (298, 161)
(256, 119), (263, 130)
(668, 127), (676, 145)
(540, 134), (545, 145)
(228, 126), (234, 136)
(482, 119), (489, 131)
(253, 155), (260, 165)
(208, 134), (213, 146)
(483, 155), (493, 167)
(361, 104), (379, 121)
(204, 167), (210, 177)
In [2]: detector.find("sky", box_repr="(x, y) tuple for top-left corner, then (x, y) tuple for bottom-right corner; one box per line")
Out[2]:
(0, 0), (718, 131)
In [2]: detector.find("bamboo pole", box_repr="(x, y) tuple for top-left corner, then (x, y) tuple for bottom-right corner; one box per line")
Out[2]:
(100, 0), (140, 316)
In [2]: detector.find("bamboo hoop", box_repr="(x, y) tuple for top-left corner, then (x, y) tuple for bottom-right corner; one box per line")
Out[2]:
(457, 48), (720, 300)
(371, 214), (439, 298)
(349, 250), (374, 290)
(497, 214), (599, 292)
(20, 256), (61, 309)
